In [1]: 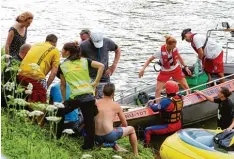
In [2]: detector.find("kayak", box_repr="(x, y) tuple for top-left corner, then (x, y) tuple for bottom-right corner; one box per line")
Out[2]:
(160, 128), (234, 159)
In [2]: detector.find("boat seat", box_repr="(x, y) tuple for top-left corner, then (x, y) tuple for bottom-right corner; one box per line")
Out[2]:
(178, 129), (216, 151)
(195, 136), (214, 147)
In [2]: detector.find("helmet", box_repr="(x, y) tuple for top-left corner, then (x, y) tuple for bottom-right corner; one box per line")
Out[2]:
(165, 81), (179, 94)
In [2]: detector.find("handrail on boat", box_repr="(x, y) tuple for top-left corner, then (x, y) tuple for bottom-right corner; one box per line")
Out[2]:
(178, 73), (234, 94)
(116, 73), (234, 103)
(225, 42), (234, 64)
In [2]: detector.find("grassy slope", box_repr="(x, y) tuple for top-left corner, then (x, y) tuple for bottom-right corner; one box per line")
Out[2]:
(1, 113), (155, 159)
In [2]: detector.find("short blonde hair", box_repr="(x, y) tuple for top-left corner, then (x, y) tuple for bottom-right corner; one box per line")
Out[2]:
(16, 12), (33, 23)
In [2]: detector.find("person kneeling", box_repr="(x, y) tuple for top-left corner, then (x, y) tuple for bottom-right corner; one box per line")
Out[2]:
(95, 83), (138, 156)
(144, 81), (183, 147)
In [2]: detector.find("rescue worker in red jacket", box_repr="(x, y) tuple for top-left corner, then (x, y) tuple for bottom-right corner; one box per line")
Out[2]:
(144, 81), (183, 147)
(139, 35), (191, 103)
(181, 28), (224, 83)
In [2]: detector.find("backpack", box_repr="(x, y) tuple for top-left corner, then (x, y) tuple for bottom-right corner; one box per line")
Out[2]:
(213, 131), (234, 151)
(136, 92), (149, 106)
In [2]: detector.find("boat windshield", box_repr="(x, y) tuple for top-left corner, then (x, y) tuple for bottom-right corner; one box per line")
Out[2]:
(178, 129), (217, 151)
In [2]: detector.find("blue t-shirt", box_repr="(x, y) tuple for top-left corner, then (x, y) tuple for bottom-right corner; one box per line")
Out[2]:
(50, 83), (79, 122)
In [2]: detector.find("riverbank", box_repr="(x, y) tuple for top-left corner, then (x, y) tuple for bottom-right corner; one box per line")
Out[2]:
(1, 111), (155, 159)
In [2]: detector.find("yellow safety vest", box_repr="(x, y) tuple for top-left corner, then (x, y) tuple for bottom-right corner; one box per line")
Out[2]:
(60, 58), (94, 99)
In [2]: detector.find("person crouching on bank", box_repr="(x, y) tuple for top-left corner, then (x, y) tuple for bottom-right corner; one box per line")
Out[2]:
(144, 81), (183, 147)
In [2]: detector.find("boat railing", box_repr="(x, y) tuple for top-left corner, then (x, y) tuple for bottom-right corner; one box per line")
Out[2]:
(115, 73), (234, 103)
(225, 42), (234, 64)
(206, 29), (234, 64)
(179, 73), (234, 94)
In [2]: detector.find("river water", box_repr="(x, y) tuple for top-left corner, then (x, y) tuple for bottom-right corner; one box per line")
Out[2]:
(1, 0), (234, 93)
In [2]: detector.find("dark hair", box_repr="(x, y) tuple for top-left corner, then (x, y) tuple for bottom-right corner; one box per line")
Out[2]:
(45, 34), (58, 43)
(220, 87), (232, 98)
(103, 83), (115, 97)
(63, 42), (81, 61)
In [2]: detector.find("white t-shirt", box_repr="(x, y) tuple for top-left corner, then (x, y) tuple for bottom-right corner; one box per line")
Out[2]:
(153, 47), (179, 72)
(193, 34), (222, 59)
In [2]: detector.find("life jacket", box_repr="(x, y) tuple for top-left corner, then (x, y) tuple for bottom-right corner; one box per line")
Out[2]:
(191, 34), (208, 54)
(161, 95), (183, 123)
(60, 58), (94, 99)
(160, 44), (178, 69)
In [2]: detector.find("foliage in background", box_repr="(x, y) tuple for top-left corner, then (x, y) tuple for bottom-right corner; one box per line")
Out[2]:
(1, 46), (5, 55)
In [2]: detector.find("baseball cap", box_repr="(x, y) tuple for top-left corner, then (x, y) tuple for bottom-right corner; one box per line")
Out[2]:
(80, 29), (90, 35)
(90, 29), (103, 48)
(181, 28), (192, 40)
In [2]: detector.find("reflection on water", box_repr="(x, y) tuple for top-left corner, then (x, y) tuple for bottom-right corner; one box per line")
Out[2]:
(1, 0), (234, 93)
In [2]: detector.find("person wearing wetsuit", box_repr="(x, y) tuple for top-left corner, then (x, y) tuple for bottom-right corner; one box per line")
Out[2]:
(144, 81), (183, 147)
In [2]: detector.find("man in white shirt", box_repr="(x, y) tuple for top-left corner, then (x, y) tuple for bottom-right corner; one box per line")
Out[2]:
(181, 28), (224, 83)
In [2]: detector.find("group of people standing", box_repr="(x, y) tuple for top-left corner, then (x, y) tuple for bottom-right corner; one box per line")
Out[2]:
(2, 11), (234, 155)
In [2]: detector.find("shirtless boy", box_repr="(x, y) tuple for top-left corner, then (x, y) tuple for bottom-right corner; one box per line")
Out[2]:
(95, 83), (138, 156)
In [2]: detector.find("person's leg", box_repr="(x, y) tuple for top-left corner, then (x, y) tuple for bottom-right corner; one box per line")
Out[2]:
(56, 100), (78, 139)
(177, 78), (191, 94)
(155, 80), (166, 103)
(217, 72), (225, 83)
(95, 82), (105, 99)
(79, 100), (96, 149)
(121, 126), (138, 156)
(144, 124), (169, 146)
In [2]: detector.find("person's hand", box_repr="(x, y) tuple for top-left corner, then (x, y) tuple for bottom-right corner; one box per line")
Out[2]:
(225, 127), (233, 132)
(147, 100), (154, 107)
(194, 90), (203, 96)
(185, 67), (192, 76)
(105, 65), (116, 77)
(91, 82), (98, 88)
(138, 69), (145, 78)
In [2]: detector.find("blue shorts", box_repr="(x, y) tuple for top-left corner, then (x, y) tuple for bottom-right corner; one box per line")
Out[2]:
(95, 127), (123, 144)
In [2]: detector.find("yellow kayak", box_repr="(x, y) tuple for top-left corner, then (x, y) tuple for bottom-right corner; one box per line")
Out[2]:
(160, 128), (234, 159)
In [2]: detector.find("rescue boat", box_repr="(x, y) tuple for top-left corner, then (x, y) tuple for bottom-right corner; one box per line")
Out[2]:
(114, 74), (234, 128)
(160, 128), (234, 159)
(114, 26), (234, 128)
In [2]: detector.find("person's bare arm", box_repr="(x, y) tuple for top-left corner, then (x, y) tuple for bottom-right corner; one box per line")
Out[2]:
(194, 90), (214, 102)
(118, 106), (128, 127)
(105, 47), (121, 76)
(91, 61), (104, 88)
(139, 56), (156, 78)
(196, 48), (204, 60)
(224, 28), (234, 32)
(177, 53), (192, 75)
(5, 30), (14, 55)
(47, 67), (58, 88)
(60, 74), (66, 102)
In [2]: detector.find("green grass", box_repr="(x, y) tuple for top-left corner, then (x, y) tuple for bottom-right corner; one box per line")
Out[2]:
(1, 112), (155, 159)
